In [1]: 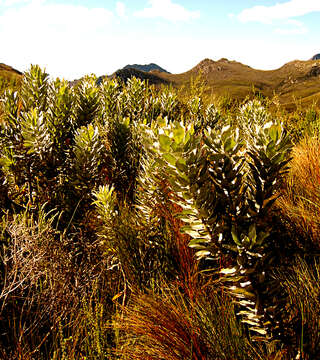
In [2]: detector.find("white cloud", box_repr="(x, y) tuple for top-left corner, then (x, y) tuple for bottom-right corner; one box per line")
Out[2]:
(237, 0), (320, 24)
(0, 0), (113, 33)
(275, 19), (308, 35)
(116, 1), (126, 18)
(0, 0), (114, 79)
(0, 0), (30, 6)
(134, 0), (200, 22)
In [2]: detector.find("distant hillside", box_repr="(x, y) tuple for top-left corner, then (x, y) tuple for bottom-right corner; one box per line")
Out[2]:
(0, 63), (22, 76)
(0, 63), (22, 81)
(311, 54), (320, 60)
(109, 67), (169, 86)
(122, 63), (170, 74)
(147, 57), (320, 109)
(70, 56), (320, 109)
(95, 58), (320, 109)
(0, 63), (22, 92)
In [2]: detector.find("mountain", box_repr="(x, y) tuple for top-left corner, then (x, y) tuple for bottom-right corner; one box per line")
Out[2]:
(0, 63), (22, 91)
(122, 63), (170, 74)
(110, 67), (169, 85)
(0, 63), (22, 76)
(95, 57), (320, 109)
(0, 63), (22, 81)
(95, 67), (170, 86)
(311, 54), (320, 60)
(144, 57), (320, 109)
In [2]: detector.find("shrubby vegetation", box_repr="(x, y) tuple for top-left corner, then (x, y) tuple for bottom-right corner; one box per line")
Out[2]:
(0, 65), (319, 359)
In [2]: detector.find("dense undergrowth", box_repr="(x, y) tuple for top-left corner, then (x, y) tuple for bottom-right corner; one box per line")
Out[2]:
(0, 65), (320, 359)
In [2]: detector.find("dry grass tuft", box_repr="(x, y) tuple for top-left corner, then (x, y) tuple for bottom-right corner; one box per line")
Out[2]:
(117, 286), (266, 360)
(278, 136), (320, 249)
(0, 209), (116, 359)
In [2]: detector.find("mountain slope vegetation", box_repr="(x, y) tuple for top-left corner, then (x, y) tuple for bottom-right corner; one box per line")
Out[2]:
(105, 58), (320, 109)
(158, 58), (320, 108)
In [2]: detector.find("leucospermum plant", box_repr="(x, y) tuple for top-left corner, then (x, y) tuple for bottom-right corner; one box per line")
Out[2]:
(140, 101), (292, 343)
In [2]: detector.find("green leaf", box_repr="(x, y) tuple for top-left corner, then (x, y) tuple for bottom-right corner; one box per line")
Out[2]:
(224, 136), (236, 153)
(230, 287), (256, 299)
(176, 158), (188, 173)
(159, 134), (171, 152)
(163, 153), (176, 166)
(123, 117), (130, 127)
(157, 117), (166, 127)
(189, 238), (209, 248)
(195, 250), (211, 259)
(256, 231), (269, 246)
(248, 224), (257, 246)
(173, 124), (185, 144)
(231, 225), (241, 246)
(269, 123), (280, 143)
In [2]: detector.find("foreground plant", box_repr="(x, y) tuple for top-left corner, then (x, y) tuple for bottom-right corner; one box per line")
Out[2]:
(119, 286), (266, 360)
(278, 135), (320, 251)
(141, 101), (293, 345)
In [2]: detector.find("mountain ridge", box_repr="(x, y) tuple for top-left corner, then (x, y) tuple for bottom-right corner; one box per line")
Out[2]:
(0, 63), (22, 92)
(122, 63), (170, 74)
(153, 57), (320, 108)
(2, 56), (320, 109)
(0, 63), (22, 76)
(311, 54), (320, 60)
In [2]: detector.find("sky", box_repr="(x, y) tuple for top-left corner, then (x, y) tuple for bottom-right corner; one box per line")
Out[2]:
(0, 0), (319, 80)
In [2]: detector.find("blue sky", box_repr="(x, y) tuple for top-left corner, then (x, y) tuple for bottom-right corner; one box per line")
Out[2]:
(0, 0), (319, 79)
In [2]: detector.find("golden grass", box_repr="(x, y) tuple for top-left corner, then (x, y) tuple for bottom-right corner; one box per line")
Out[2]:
(118, 286), (266, 360)
(278, 136), (320, 248)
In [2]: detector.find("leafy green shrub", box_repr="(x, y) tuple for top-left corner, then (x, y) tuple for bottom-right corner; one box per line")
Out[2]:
(141, 100), (293, 344)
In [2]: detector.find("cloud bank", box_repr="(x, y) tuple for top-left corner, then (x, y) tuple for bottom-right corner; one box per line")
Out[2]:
(134, 0), (200, 22)
(0, 0), (114, 78)
(237, 0), (320, 24)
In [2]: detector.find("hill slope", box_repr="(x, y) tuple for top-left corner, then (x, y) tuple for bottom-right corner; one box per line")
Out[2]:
(0, 63), (22, 92)
(0, 63), (22, 80)
(96, 67), (169, 86)
(151, 58), (320, 108)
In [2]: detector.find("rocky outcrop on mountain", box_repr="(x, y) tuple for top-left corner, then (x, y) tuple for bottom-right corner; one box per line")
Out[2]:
(308, 64), (320, 77)
(190, 58), (253, 77)
(122, 63), (170, 74)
